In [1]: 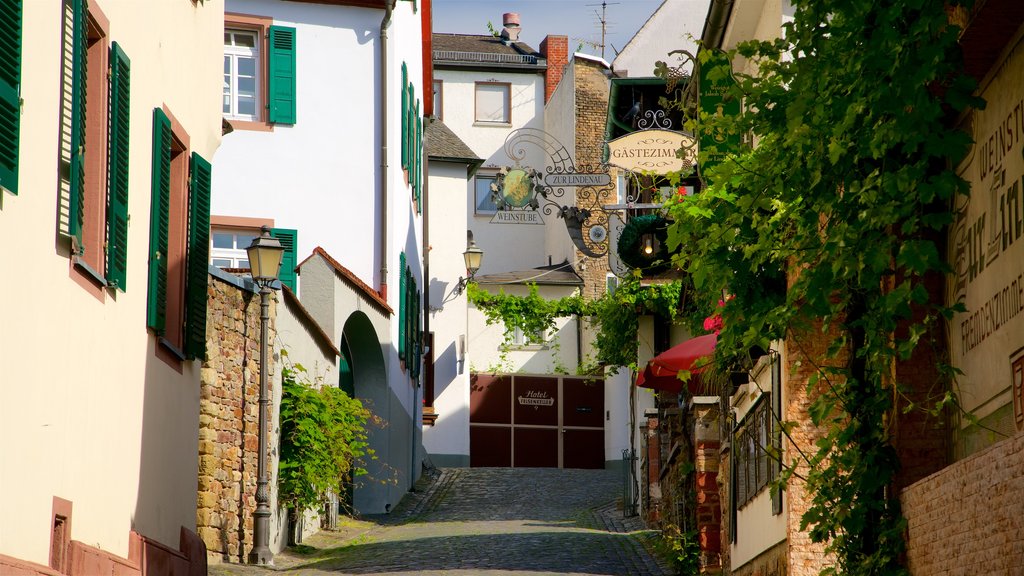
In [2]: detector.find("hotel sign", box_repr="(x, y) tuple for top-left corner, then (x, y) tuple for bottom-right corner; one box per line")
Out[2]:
(606, 129), (696, 174)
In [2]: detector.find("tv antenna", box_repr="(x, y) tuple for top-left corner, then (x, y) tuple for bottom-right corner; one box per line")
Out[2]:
(585, 1), (619, 59)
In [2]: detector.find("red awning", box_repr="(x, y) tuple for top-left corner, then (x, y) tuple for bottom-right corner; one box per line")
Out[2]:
(635, 333), (718, 394)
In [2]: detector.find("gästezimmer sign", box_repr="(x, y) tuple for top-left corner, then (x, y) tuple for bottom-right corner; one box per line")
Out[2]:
(606, 129), (696, 174)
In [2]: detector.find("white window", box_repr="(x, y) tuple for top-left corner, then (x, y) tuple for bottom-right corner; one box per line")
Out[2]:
(210, 229), (258, 269)
(475, 82), (510, 123)
(512, 326), (547, 346)
(474, 173), (499, 214)
(432, 80), (443, 120)
(224, 30), (260, 121)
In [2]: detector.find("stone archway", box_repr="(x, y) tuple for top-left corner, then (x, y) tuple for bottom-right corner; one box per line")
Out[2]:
(341, 311), (390, 514)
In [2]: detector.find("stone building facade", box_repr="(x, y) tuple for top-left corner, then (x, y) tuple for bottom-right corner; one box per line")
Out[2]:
(196, 271), (277, 562)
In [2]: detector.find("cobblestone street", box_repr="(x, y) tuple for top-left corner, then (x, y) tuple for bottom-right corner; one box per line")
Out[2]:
(210, 467), (673, 576)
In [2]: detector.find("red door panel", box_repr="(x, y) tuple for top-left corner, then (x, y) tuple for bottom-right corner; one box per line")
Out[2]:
(514, 427), (559, 468)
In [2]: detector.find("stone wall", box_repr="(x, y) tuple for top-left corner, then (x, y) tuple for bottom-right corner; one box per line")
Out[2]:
(731, 541), (788, 576)
(196, 274), (277, 562)
(901, 433), (1024, 575)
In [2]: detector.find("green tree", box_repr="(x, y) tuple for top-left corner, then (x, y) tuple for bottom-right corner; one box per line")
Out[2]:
(663, 2), (979, 575)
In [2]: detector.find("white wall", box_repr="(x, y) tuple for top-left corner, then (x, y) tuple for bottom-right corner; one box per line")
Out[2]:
(542, 61), (579, 267)
(216, 0), (424, 294)
(423, 161), (473, 465)
(0, 0), (222, 564)
(435, 67), (554, 275)
(612, 0), (710, 78)
(467, 284), (580, 375)
(216, 0), (425, 511)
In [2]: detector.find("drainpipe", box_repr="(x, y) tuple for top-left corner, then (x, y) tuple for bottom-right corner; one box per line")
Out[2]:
(380, 0), (397, 299)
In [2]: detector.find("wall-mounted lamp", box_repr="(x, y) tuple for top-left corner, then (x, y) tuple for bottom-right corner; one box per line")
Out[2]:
(641, 233), (659, 257)
(454, 231), (484, 296)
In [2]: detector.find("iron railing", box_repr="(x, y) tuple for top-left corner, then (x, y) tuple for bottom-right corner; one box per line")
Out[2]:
(622, 448), (639, 518)
(433, 50), (539, 65)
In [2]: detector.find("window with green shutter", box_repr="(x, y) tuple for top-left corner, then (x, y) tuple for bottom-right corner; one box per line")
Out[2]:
(411, 288), (421, 379)
(398, 251), (407, 361)
(401, 63), (408, 170)
(270, 228), (298, 291)
(68, 0), (88, 248)
(147, 108), (172, 334)
(106, 42), (130, 290)
(184, 152), (212, 359)
(267, 25), (296, 124)
(0, 0), (22, 195)
(405, 265), (415, 367)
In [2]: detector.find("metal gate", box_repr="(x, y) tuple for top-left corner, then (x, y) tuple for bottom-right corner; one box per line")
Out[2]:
(469, 373), (605, 468)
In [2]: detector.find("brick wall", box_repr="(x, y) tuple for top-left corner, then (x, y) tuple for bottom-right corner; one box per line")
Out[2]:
(540, 35), (568, 103)
(694, 404), (722, 573)
(784, 321), (838, 576)
(196, 275), (277, 562)
(901, 433), (1024, 575)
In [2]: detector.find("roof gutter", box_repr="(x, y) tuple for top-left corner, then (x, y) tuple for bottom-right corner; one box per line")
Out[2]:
(379, 0), (397, 299)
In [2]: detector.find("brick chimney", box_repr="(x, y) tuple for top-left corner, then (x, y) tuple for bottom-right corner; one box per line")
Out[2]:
(540, 35), (569, 104)
(500, 12), (521, 43)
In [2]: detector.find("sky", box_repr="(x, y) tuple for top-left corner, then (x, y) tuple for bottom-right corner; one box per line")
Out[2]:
(431, 0), (669, 61)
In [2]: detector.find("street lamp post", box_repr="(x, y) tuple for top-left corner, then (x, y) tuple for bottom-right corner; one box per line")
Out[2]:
(246, 226), (284, 565)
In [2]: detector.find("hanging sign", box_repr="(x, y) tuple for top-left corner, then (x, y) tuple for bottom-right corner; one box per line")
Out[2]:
(606, 129), (696, 174)
(490, 210), (543, 225)
(697, 50), (742, 184)
(544, 172), (612, 187)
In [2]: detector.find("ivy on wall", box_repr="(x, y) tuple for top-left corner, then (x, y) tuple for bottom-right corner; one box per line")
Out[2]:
(657, 2), (981, 575)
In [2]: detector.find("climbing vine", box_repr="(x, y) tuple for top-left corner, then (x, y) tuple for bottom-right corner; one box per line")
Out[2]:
(661, 2), (979, 575)
(278, 357), (373, 517)
(466, 275), (695, 373)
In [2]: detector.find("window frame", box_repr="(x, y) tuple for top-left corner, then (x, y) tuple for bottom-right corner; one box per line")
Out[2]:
(223, 13), (273, 132)
(733, 393), (778, 510)
(148, 105), (211, 366)
(473, 171), (499, 215)
(210, 228), (258, 269)
(223, 29), (260, 122)
(474, 81), (511, 124)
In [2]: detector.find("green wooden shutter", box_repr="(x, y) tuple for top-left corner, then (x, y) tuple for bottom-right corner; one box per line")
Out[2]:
(267, 25), (296, 124)
(415, 111), (423, 212)
(147, 108), (172, 333)
(106, 42), (130, 290)
(405, 268), (415, 367)
(0, 0), (22, 194)
(398, 252), (407, 361)
(411, 99), (418, 204)
(401, 63), (408, 170)
(406, 84), (414, 177)
(68, 0), (88, 248)
(411, 288), (421, 378)
(184, 152), (212, 359)
(270, 228), (298, 291)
